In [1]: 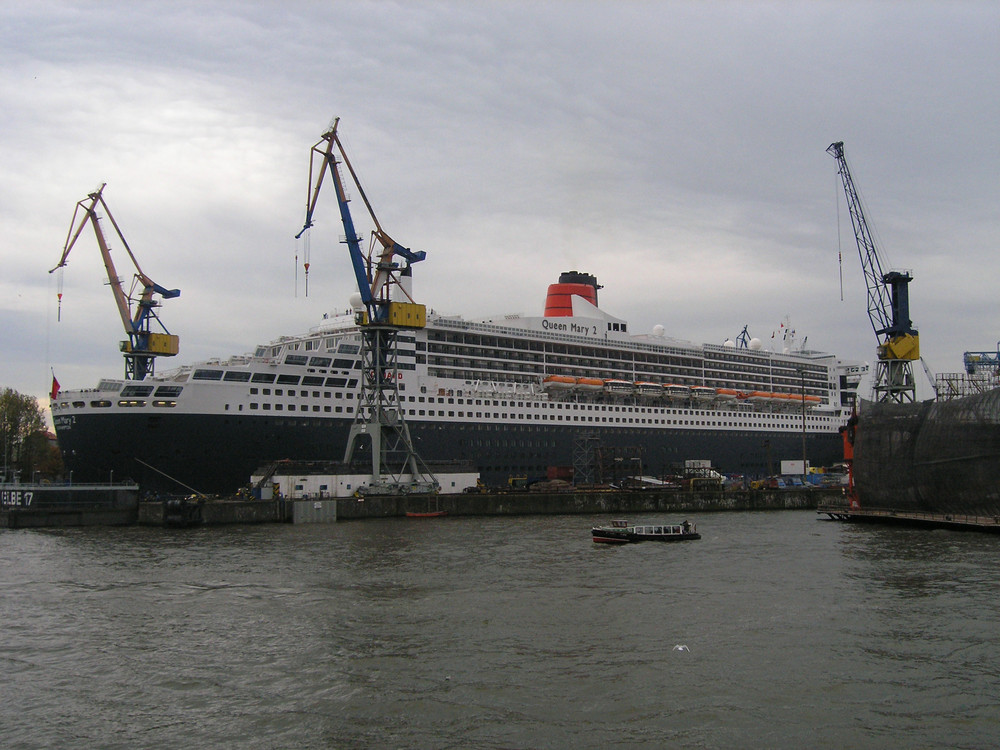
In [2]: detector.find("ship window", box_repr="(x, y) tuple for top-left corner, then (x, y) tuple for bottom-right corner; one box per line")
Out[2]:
(223, 371), (252, 382)
(251, 373), (276, 384)
(263, 403), (271, 410)
(73, 401), (86, 408)
(333, 358), (355, 369)
(155, 386), (183, 397)
(338, 344), (359, 355)
(152, 400), (176, 408)
(308, 357), (332, 368)
(276, 375), (300, 385)
(302, 376), (325, 386)
(118, 400), (146, 407)
(326, 377), (347, 387)
(250, 403), (259, 409)
(275, 404), (283, 411)
(121, 385), (154, 397)
(285, 355), (309, 366)
(193, 369), (224, 380)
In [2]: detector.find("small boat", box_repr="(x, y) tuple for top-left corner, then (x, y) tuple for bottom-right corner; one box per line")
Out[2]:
(591, 518), (700, 544)
(405, 510), (448, 518)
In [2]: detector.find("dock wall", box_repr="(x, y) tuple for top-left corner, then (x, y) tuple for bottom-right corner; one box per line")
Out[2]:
(6, 487), (838, 527)
(335, 488), (832, 520)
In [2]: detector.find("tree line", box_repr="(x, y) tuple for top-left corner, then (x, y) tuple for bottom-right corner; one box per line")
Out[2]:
(1, 388), (64, 483)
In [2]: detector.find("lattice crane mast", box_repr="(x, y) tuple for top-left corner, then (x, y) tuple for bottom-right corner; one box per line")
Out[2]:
(50, 184), (180, 380)
(295, 118), (437, 495)
(827, 141), (918, 403)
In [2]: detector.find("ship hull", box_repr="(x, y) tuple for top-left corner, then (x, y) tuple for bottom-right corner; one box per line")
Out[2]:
(854, 390), (1000, 517)
(56, 410), (843, 495)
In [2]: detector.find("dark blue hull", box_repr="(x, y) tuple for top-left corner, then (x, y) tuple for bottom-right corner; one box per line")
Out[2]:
(55, 412), (843, 495)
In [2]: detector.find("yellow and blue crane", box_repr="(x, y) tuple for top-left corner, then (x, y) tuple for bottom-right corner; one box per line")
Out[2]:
(828, 141), (919, 403)
(296, 118), (437, 496)
(50, 183), (179, 380)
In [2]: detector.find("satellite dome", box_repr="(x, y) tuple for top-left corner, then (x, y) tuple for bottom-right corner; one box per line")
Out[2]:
(349, 292), (364, 311)
(749, 337), (763, 350)
(652, 324), (665, 337)
(723, 339), (736, 348)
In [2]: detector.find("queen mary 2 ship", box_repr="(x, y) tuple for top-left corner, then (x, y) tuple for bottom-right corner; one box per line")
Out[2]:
(51, 271), (866, 494)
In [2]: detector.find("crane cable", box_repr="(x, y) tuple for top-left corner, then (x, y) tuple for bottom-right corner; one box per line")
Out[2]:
(56, 266), (65, 321)
(303, 229), (310, 297)
(836, 172), (843, 302)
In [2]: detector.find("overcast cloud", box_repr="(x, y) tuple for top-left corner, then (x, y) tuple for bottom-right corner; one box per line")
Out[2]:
(2, 1), (998, 412)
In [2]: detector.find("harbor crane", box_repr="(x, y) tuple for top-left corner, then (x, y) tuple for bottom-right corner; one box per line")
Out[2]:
(50, 184), (180, 380)
(296, 118), (438, 495)
(827, 142), (918, 403)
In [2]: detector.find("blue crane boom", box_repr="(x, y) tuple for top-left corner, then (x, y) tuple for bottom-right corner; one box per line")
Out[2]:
(296, 118), (426, 324)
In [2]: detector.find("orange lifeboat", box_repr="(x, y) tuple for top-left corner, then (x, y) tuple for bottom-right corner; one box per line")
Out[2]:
(576, 377), (605, 392)
(542, 375), (577, 391)
(690, 386), (715, 401)
(715, 388), (740, 401)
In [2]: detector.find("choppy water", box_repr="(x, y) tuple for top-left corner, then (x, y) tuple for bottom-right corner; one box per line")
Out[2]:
(2, 511), (998, 749)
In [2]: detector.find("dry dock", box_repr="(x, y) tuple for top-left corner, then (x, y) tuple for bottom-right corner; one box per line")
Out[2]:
(818, 503), (1000, 533)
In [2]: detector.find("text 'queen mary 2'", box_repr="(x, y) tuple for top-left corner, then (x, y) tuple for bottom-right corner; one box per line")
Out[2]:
(51, 271), (866, 494)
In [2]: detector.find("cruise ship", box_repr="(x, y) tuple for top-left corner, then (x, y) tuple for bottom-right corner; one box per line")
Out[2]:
(51, 271), (867, 494)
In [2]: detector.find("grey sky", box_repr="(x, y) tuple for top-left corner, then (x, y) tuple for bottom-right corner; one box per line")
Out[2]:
(3, 1), (998, 410)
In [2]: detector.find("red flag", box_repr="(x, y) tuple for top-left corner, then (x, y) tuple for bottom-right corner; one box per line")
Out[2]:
(50, 374), (60, 400)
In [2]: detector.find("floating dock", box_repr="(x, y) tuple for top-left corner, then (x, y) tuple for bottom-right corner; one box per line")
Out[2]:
(818, 503), (1000, 533)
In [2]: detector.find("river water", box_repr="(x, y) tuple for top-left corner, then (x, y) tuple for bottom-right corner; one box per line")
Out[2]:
(2, 511), (998, 749)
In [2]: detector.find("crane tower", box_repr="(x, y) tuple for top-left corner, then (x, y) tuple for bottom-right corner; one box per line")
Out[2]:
(827, 141), (918, 403)
(296, 118), (438, 495)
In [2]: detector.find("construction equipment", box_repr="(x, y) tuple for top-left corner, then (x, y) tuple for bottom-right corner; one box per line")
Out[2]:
(50, 184), (180, 380)
(827, 142), (918, 403)
(296, 118), (437, 495)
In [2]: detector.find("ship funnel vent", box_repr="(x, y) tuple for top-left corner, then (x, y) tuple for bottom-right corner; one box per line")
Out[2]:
(544, 271), (601, 317)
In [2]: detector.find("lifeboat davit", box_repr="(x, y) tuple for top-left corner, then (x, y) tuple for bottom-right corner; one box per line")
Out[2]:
(542, 375), (577, 391)
(636, 382), (663, 397)
(664, 384), (690, 400)
(690, 386), (716, 401)
(603, 379), (635, 396)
